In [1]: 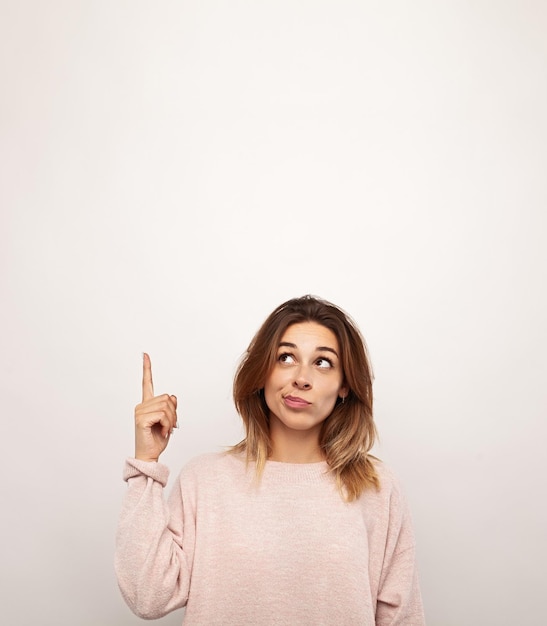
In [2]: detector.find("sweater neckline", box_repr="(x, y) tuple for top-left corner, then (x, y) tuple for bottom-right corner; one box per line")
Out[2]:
(262, 458), (330, 483)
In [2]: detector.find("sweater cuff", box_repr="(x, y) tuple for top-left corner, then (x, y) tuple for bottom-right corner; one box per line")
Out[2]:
(123, 458), (170, 487)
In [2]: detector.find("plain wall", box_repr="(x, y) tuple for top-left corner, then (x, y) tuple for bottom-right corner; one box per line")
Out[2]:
(1, 2), (546, 625)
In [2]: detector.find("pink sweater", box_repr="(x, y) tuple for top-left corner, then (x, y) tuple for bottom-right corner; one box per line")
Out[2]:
(115, 452), (425, 625)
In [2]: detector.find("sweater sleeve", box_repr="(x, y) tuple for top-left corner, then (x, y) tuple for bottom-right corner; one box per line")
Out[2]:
(114, 458), (191, 619)
(375, 475), (426, 626)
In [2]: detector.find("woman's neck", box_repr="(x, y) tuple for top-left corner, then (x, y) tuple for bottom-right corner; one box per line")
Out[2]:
(268, 423), (324, 463)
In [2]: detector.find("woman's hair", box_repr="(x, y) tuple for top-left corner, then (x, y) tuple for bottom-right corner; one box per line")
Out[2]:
(231, 294), (379, 501)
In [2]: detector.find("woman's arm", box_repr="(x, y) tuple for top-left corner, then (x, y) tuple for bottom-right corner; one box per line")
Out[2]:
(375, 542), (425, 625)
(375, 471), (426, 625)
(115, 354), (189, 618)
(115, 458), (191, 619)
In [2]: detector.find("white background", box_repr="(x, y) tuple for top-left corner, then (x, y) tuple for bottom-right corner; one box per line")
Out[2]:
(1, 1), (546, 625)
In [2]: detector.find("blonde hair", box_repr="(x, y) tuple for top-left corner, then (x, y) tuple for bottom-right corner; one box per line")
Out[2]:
(231, 295), (379, 501)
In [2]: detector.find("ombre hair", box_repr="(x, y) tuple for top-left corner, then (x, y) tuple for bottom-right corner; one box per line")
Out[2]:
(231, 295), (379, 501)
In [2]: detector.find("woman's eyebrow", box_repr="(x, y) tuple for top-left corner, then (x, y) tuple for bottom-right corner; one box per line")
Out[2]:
(278, 342), (339, 357)
(316, 346), (339, 357)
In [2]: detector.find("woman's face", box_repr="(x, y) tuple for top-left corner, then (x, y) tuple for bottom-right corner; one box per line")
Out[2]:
(264, 321), (348, 438)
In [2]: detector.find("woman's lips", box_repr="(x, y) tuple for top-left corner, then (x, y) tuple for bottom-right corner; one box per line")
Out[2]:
(283, 395), (311, 408)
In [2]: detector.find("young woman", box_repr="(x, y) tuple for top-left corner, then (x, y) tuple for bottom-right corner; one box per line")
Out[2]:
(116, 295), (425, 625)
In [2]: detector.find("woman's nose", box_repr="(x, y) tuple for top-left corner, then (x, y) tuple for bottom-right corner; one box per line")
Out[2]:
(293, 367), (312, 389)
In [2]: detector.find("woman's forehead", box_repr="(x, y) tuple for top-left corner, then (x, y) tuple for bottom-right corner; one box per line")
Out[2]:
(279, 322), (339, 349)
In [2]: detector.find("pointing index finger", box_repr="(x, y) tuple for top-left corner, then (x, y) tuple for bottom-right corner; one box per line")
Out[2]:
(142, 352), (154, 401)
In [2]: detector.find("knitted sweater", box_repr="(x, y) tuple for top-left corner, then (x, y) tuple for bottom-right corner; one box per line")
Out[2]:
(115, 452), (425, 625)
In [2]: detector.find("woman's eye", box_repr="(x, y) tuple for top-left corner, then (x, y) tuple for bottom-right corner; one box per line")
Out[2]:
(278, 353), (295, 364)
(316, 357), (333, 369)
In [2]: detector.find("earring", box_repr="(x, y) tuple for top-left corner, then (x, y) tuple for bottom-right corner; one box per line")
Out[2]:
(341, 395), (345, 404)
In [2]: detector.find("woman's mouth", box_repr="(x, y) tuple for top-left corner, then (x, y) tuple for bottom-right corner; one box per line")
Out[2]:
(283, 395), (311, 409)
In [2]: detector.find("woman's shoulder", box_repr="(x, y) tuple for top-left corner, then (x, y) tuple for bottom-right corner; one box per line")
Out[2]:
(177, 449), (246, 481)
(370, 456), (397, 481)
(367, 456), (408, 500)
(359, 456), (413, 518)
